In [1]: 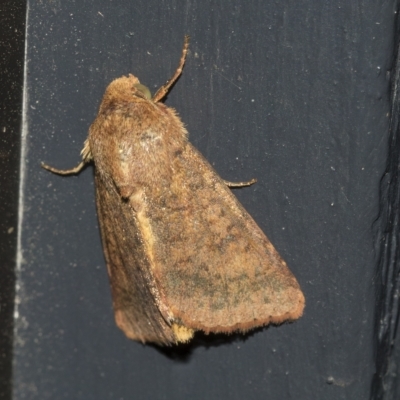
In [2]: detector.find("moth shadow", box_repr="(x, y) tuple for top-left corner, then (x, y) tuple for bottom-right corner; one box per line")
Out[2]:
(152, 326), (266, 362)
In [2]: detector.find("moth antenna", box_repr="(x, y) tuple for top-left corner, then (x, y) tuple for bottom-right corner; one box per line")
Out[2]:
(41, 160), (87, 175)
(152, 35), (190, 103)
(224, 178), (257, 188)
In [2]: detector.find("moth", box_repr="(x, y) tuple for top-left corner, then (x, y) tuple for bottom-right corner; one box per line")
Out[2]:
(43, 36), (305, 345)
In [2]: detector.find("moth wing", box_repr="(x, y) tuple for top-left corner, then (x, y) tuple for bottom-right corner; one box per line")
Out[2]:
(95, 171), (177, 345)
(140, 143), (305, 334)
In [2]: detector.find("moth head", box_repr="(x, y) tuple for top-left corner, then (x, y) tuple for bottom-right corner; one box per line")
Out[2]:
(100, 75), (152, 109)
(133, 83), (152, 100)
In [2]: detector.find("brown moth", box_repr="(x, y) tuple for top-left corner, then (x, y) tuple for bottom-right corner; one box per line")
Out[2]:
(42, 36), (305, 346)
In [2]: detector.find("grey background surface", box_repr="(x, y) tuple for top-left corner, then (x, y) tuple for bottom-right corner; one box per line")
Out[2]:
(14, 1), (394, 399)
(0, 2), (26, 399)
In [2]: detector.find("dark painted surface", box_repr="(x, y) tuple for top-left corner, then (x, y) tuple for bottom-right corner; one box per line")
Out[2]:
(13, 1), (395, 399)
(372, 10), (400, 399)
(0, 2), (26, 400)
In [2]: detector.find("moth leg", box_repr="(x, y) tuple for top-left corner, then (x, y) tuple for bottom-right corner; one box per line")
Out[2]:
(41, 160), (87, 175)
(152, 35), (190, 103)
(224, 178), (257, 188)
(42, 139), (91, 175)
